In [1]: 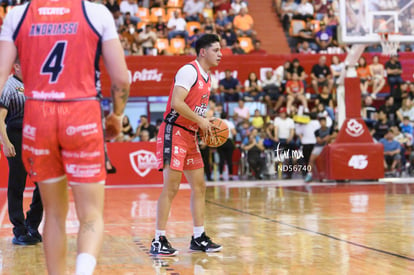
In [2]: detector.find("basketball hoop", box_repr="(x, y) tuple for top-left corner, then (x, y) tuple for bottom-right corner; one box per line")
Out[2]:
(379, 32), (400, 56)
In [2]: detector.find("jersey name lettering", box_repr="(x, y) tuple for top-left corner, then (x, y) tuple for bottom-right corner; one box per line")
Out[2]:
(29, 23), (78, 36)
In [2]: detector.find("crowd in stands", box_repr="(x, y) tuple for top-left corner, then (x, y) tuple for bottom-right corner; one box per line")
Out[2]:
(275, 0), (414, 54)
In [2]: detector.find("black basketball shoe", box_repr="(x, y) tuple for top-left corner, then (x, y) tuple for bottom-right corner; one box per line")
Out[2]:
(190, 232), (222, 252)
(150, 236), (178, 256)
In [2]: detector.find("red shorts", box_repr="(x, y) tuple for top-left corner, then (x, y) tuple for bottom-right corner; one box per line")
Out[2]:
(22, 100), (106, 183)
(156, 122), (204, 171)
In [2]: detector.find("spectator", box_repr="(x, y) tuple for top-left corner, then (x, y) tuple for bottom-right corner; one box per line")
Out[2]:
(119, 115), (135, 141)
(408, 82), (414, 100)
(287, 58), (307, 84)
(251, 109), (265, 130)
(233, 98), (250, 124)
(221, 22), (238, 47)
(379, 129), (401, 174)
(219, 70), (242, 102)
(315, 85), (334, 120)
(274, 107), (295, 147)
(285, 72), (308, 114)
(315, 102), (333, 128)
(263, 122), (277, 149)
(330, 55), (344, 86)
(298, 20), (318, 52)
(297, 41), (316, 54)
(400, 116), (413, 136)
(188, 28), (203, 48)
(215, 10), (230, 34)
(369, 55), (386, 99)
(120, 0), (140, 24)
(323, 7), (339, 43)
(356, 56), (371, 96)
(139, 129), (151, 141)
(397, 97), (414, 122)
(138, 24), (157, 55)
(385, 54), (404, 96)
(203, 16), (217, 34)
(167, 10), (189, 43)
(315, 21), (333, 52)
(217, 112), (237, 181)
(275, 60), (292, 93)
(155, 15), (168, 38)
(373, 109), (393, 141)
(242, 128), (266, 179)
(281, 0), (298, 32)
(313, 0), (329, 20)
(231, 39), (246, 55)
(183, 0), (204, 22)
(219, 37), (233, 56)
(293, 0), (314, 21)
(231, 0), (247, 15)
(213, 0), (232, 13)
(305, 116), (332, 182)
(233, 7), (256, 38)
(237, 119), (252, 142)
(134, 115), (157, 140)
(379, 95), (398, 124)
(249, 40), (267, 55)
(311, 55), (334, 94)
(261, 69), (285, 113)
(106, 0), (120, 13)
(295, 112), (320, 177)
(361, 96), (377, 128)
(244, 72), (264, 101)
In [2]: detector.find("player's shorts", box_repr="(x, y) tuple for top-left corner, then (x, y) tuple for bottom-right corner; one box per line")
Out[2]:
(156, 122), (204, 172)
(22, 100), (106, 184)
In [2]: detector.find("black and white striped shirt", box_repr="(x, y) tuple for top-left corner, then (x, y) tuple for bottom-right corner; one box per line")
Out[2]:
(0, 75), (25, 129)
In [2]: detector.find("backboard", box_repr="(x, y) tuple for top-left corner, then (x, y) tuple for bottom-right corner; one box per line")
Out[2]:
(339, 0), (414, 44)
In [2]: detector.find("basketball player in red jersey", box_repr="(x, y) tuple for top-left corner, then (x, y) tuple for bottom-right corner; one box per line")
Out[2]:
(150, 34), (222, 256)
(0, 1), (129, 274)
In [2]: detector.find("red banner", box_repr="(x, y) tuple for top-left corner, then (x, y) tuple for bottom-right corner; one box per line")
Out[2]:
(0, 142), (183, 188)
(100, 53), (414, 97)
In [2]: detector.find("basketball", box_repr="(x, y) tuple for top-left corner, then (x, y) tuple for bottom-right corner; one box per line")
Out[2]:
(200, 118), (229, 147)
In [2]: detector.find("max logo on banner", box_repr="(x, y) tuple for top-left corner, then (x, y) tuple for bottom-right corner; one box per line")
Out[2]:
(345, 119), (364, 137)
(129, 150), (158, 177)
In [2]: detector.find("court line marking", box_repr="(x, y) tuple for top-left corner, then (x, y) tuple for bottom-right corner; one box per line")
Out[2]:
(206, 200), (414, 262)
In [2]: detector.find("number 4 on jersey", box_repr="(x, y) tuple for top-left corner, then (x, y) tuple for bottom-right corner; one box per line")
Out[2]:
(41, 41), (67, 83)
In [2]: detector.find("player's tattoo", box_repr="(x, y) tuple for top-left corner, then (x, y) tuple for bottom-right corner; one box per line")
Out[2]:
(82, 220), (95, 233)
(111, 84), (130, 115)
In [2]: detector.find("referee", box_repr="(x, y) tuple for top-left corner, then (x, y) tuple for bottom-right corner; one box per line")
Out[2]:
(0, 59), (43, 245)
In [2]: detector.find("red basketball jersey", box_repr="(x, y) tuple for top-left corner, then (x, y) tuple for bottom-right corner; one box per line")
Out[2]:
(164, 60), (211, 132)
(14, 0), (100, 100)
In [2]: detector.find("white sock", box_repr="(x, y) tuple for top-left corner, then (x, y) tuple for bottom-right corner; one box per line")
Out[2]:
(193, 226), (204, 239)
(75, 253), (96, 275)
(155, 229), (166, 241)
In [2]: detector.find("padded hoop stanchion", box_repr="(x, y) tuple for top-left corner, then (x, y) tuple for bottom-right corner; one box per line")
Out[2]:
(315, 78), (384, 181)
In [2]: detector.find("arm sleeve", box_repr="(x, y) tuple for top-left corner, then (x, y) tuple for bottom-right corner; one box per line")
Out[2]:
(174, 64), (198, 92)
(85, 2), (119, 41)
(0, 4), (28, 42)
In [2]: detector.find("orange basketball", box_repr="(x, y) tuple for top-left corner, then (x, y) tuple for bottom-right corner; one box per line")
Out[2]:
(200, 118), (229, 147)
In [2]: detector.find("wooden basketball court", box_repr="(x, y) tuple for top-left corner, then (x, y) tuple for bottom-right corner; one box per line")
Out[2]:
(0, 179), (414, 274)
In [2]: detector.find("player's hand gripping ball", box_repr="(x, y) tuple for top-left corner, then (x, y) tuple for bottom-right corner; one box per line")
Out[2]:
(200, 118), (229, 147)
(105, 113), (123, 141)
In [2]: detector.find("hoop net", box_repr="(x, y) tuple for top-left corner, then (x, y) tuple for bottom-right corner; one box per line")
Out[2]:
(379, 32), (400, 56)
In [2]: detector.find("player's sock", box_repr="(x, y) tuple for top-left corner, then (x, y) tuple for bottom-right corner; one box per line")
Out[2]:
(75, 253), (96, 275)
(155, 229), (166, 241)
(193, 226), (205, 239)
